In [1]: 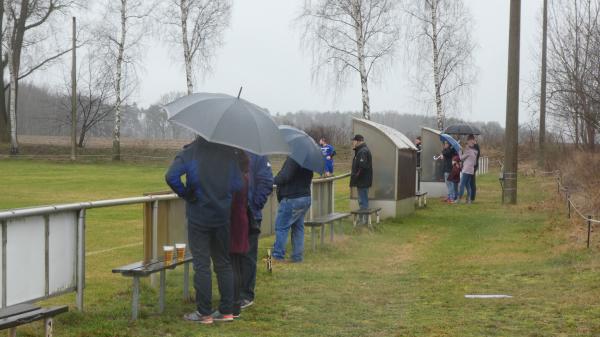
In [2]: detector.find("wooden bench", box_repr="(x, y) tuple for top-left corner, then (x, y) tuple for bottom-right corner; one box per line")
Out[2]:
(113, 254), (193, 320)
(0, 303), (68, 337)
(415, 191), (428, 208)
(351, 208), (382, 230)
(304, 212), (351, 251)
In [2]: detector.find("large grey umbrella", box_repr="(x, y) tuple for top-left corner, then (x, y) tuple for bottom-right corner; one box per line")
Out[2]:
(164, 92), (290, 155)
(444, 123), (481, 135)
(279, 125), (326, 174)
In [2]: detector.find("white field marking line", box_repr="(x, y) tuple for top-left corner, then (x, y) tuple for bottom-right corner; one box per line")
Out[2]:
(465, 295), (513, 299)
(86, 242), (143, 256)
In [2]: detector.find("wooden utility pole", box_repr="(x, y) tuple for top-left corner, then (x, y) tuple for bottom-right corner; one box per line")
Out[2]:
(503, 0), (521, 204)
(538, 0), (548, 168)
(71, 16), (77, 160)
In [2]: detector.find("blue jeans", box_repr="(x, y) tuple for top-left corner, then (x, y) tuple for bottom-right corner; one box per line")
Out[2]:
(272, 196), (311, 262)
(444, 172), (455, 200)
(458, 173), (474, 200)
(358, 188), (369, 210)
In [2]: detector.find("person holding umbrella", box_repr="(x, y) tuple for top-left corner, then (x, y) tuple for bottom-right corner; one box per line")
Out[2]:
(272, 126), (325, 263)
(163, 91), (290, 323)
(239, 152), (273, 310)
(165, 137), (243, 324)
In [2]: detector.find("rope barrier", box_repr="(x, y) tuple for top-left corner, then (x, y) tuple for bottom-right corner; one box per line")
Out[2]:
(553, 172), (600, 223)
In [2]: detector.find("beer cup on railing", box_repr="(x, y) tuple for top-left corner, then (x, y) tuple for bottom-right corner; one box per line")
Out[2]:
(164, 246), (174, 265)
(176, 243), (186, 262)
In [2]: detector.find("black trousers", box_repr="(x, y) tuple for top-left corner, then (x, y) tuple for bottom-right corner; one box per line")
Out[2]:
(188, 224), (233, 316)
(231, 254), (243, 316)
(240, 222), (261, 301)
(472, 172), (478, 201)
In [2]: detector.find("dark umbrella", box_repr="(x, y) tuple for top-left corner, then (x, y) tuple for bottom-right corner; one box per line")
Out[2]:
(279, 125), (326, 174)
(440, 133), (462, 153)
(444, 123), (481, 135)
(164, 92), (289, 155)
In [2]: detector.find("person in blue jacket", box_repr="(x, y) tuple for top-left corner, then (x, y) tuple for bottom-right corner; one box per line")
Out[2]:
(239, 153), (274, 309)
(319, 137), (335, 177)
(165, 137), (243, 324)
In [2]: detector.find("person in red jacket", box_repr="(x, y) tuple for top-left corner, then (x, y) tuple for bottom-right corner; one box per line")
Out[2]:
(448, 155), (461, 202)
(230, 152), (250, 318)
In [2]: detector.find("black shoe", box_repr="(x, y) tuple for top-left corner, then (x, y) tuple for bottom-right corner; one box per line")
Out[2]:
(240, 299), (254, 310)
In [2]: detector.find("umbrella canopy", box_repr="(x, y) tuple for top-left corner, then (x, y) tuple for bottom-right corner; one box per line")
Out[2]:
(440, 133), (462, 153)
(164, 92), (290, 155)
(279, 125), (326, 174)
(444, 123), (481, 135)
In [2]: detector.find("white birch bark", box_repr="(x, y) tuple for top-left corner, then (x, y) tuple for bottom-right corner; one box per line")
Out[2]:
(112, 0), (127, 161)
(352, 2), (371, 120)
(7, 33), (18, 154)
(429, 0), (444, 131)
(179, 0), (194, 95)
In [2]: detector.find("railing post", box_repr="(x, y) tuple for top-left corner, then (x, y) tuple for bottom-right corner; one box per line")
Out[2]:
(76, 209), (86, 311)
(567, 193), (571, 219)
(587, 216), (592, 249)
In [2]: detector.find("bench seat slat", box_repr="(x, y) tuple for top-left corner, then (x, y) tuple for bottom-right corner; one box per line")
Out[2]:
(0, 305), (68, 330)
(305, 212), (351, 226)
(0, 304), (40, 320)
(113, 255), (194, 277)
(350, 208), (382, 215)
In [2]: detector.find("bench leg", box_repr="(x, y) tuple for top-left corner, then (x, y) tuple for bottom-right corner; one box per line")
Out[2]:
(45, 318), (53, 337)
(320, 225), (325, 245)
(159, 270), (166, 314)
(353, 214), (357, 228)
(9, 328), (16, 337)
(132, 276), (140, 321)
(329, 223), (334, 242)
(183, 262), (190, 301)
(376, 212), (380, 224)
(311, 227), (317, 252)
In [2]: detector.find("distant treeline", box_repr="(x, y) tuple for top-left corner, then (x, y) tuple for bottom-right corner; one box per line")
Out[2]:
(19, 82), (511, 147)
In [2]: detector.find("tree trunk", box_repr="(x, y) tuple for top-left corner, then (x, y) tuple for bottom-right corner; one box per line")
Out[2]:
(538, 0), (548, 167)
(352, 2), (370, 120)
(112, 0), (127, 161)
(0, 0), (7, 144)
(180, 0), (194, 95)
(8, 48), (18, 154)
(430, 0), (444, 131)
(503, 0), (521, 205)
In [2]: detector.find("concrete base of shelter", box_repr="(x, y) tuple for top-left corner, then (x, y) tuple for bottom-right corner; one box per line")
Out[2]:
(349, 197), (415, 219)
(419, 182), (447, 198)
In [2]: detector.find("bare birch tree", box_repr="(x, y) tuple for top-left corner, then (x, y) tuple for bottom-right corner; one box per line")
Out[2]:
(96, 0), (152, 160)
(299, 0), (401, 120)
(163, 0), (231, 95)
(403, 0), (476, 130)
(1, 0), (78, 152)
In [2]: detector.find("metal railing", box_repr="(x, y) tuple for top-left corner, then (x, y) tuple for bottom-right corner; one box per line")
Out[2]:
(0, 173), (351, 311)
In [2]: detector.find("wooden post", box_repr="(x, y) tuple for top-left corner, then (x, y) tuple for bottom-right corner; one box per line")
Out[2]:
(538, 0), (548, 168)
(587, 216), (592, 249)
(503, 0), (521, 204)
(71, 17), (77, 161)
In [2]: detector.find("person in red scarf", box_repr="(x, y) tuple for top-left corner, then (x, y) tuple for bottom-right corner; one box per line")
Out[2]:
(230, 152), (250, 318)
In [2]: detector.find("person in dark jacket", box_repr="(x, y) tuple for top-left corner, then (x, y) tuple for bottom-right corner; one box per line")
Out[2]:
(439, 142), (457, 202)
(271, 157), (313, 262)
(239, 153), (273, 309)
(415, 136), (422, 168)
(471, 136), (481, 202)
(165, 137), (243, 324)
(350, 134), (373, 219)
(229, 152), (250, 319)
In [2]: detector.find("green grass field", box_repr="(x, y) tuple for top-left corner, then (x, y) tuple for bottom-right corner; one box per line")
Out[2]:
(1, 159), (599, 336)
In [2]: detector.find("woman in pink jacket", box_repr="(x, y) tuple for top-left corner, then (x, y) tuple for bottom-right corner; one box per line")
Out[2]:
(457, 135), (479, 204)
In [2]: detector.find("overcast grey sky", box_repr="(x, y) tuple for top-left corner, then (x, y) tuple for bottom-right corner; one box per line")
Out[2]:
(109, 1), (543, 126)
